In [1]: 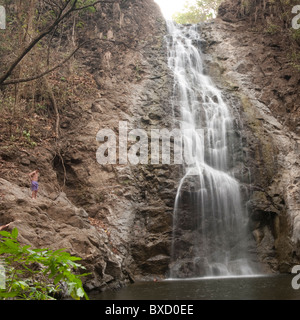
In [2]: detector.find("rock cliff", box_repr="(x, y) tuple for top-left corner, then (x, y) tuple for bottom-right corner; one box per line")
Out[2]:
(200, 0), (300, 272)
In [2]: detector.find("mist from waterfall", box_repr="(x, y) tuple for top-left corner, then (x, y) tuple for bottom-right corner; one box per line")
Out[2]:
(166, 21), (255, 278)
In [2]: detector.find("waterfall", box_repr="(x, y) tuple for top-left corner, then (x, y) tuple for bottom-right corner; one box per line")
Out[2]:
(167, 21), (255, 278)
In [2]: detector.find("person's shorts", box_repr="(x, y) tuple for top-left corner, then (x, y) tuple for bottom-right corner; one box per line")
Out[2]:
(31, 181), (39, 191)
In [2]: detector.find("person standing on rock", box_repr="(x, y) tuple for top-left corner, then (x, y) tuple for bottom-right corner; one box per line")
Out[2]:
(29, 169), (40, 199)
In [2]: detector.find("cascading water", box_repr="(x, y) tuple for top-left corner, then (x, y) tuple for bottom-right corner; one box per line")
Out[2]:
(167, 21), (255, 278)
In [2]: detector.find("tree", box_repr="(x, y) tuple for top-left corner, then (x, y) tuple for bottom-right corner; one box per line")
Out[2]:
(172, 0), (223, 25)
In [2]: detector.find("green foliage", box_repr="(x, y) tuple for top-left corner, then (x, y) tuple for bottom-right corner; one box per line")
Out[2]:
(22, 130), (37, 148)
(264, 23), (280, 35)
(76, 0), (97, 13)
(172, 0), (223, 24)
(291, 28), (300, 41)
(0, 228), (89, 300)
(288, 51), (300, 71)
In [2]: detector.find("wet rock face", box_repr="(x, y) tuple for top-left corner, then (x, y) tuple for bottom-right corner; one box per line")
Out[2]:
(201, 1), (300, 273)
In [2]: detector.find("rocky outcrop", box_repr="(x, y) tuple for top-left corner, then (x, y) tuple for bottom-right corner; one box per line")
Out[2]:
(0, 178), (124, 290)
(200, 0), (300, 272)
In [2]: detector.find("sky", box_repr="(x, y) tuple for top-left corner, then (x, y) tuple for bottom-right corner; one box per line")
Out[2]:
(154, 0), (196, 19)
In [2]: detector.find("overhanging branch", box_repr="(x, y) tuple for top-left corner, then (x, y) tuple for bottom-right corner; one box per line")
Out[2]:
(1, 41), (87, 86)
(0, 0), (118, 86)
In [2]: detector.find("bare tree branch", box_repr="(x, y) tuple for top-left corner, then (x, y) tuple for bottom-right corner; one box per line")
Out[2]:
(1, 38), (141, 86)
(0, 0), (117, 86)
(1, 41), (87, 85)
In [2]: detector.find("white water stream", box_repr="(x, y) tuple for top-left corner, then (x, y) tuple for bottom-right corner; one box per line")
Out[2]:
(167, 21), (255, 278)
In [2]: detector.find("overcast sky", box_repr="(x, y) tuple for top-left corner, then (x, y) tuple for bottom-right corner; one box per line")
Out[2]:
(154, 0), (196, 19)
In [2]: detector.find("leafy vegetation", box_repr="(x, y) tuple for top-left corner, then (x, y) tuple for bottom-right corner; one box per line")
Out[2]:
(265, 23), (280, 35)
(288, 50), (300, 71)
(0, 228), (89, 300)
(172, 0), (222, 24)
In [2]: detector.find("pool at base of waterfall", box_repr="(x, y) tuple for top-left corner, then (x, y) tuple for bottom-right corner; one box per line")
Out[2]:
(90, 274), (300, 300)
